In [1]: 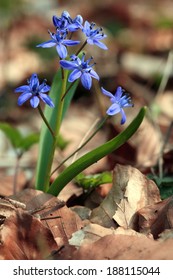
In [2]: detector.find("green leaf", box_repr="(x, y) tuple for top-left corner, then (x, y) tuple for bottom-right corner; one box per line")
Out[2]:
(0, 122), (22, 149)
(48, 106), (147, 196)
(19, 133), (39, 152)
(75, 171), (112, 190)
(35, 68), (79, 190)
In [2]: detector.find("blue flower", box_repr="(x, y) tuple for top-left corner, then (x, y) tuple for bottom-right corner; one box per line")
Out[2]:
(36, 30), (80, 59)
(14, 73), (54, 108)
(82, 21), (108, 50)
(53, 11), (83, 33)
(101, 86), (133, 124)
(60, 53), (99, 90)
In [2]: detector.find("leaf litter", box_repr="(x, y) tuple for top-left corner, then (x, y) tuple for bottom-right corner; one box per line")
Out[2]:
(1, 164), (173, 259)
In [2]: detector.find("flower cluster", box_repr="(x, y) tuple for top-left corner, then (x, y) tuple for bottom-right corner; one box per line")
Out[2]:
(14, 10), (133, 124)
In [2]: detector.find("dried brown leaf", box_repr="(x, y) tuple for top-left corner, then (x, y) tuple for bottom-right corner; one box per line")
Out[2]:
(138, 196), (173, 238)
(71, 234), (173, 260)
(11, 189), (84, 248)
(69, 223), (145, 247)
(90, 164), (160, 228)
(0, 209), (57, 260)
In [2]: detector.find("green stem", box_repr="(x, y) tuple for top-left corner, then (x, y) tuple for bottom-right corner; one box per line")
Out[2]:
(51, 115), (109, 176)
(61, 80), (77, 100)
(75, 40), (87, 56)
(37, 105), (55, 139)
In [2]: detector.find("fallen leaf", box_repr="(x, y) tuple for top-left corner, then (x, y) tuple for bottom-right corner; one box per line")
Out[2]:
(11, 189), (84, 248)
(69, 223), (145, 247)
(71, 234), (173, 260)
(0, 209), (57, 260)
(90, 164), (160, 229)
(138, 196), (173, 238)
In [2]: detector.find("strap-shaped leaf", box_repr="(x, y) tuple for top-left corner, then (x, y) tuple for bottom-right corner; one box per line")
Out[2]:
(35, 68), (79, 190)
(47, 107), (146, 196)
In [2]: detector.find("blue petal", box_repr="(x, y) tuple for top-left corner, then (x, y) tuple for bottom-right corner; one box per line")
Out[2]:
(106, 103), (120, 116)
(120, 109), (126, 124)
(39, 94), (54, 107)
(63, 40), (80, 46)
(89, 69), (99, 80)
(68, 69), (81, 82)
(30, 96), (40, 108)
(83, 20), (90, 32)
(17, 92), (32, 106)
(62, 11), (70, 18)
(93, 40), (108, 50)
(86, 38), (94, 45)
(115, 86), (123, 100)
(56, 44), (67, 58)
(75, 15), (83, 25)
(36, 40), (56, 48)
(60, 60), (77, 70)
(101, 87), (115, 100)
(15, 85), (30, 93)
(30, 74), (39, 91)
(39, 84), (50, 93)
(81, 73), (92, 90)
(94, 34), (107, 40)
(52, 15), (60, 27)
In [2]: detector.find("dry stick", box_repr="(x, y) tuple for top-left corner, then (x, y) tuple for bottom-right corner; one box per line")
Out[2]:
(156, 50), (173, 98)
(51, 116), (109, 176)
(72, 118), (100, 164)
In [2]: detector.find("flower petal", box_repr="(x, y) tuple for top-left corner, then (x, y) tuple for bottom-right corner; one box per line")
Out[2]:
(115, 86), (123, 100)
(30, 73), (39, 91)
(60, 60), (77, 70)
(68, 69), (81, 82)
(30, 96), (40, 108)
(92, 40), (108, 50)
(101, 87), (115, 99)
(15, 85), (30, 93)
(52, 15), (61, 27)
(120, 109), (126, 124)
(63, 40), (80, 46)
(56, 44), (67, 58)
(17, 92), (32, 106)
(81, 72), (92, 90)
(89, 69), (99, 80)
(39, 94), (54, 107)
(36, 40), (56, 48)
(106, 103), (121, 116)
(39, 84), (50, 93)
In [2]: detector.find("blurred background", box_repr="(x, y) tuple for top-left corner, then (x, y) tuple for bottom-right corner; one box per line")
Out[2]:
(1, 0), (173, 196)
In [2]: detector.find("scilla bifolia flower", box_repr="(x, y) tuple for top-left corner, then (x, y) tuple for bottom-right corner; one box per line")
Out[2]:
(36, 30), (80, 59)
(60, 53), (99, 90)
(15, 73), (54, 108)
(53, 11), (83, 33)
(82, 21), (108, 50)
(101, 86), (133, 124)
